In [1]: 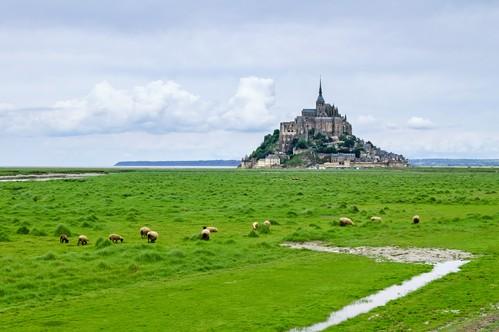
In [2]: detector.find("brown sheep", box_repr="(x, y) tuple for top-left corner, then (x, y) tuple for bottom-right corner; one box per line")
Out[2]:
(339, 217), (353, 226)
(370, 216), (382, 222)
(206, 226), (218, 233)
(147, 231), (158, 243)
(252, 222), (259, 230)
(59, 234), (69, 244)
(108, 234), (124, 243)
(201, 227), (210, 240)
(412, 215), (420, 224)
(77, 235), (89, 246)
(140, 226), (151, 239)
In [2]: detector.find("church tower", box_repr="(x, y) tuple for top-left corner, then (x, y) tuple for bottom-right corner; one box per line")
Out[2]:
(316, 79), (327, 116)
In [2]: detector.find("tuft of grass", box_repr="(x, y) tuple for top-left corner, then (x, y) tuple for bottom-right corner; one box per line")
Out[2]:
(95, 237), (112, 249)
(37, 251), (56, 261)
(247, 230), (259, 238)
(16, 226), (30, 234)
(54, 224), (72, 236)
(31, 228), (48, 236)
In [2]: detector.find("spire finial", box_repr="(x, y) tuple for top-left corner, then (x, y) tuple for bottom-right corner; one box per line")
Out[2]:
(319, 76), (322, 96)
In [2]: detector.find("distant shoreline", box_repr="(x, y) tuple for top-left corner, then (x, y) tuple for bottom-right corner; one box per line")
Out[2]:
(113, 159), (499, 168)
(114, 160), (240, 167)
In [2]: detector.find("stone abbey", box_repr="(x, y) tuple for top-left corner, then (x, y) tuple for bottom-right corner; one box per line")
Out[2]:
(279, 80), (352, 153)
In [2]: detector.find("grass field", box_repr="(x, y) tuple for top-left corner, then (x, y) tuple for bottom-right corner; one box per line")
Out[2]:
(0, 168), (498, 331)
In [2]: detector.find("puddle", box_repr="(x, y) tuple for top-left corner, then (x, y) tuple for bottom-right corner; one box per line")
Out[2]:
(283, 242), (472, 331)
(0, 173), (103, 182)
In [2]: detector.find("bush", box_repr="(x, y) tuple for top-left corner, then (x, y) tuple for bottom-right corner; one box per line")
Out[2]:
(54, 224), (71, 236)
(16, 226), (30, 234)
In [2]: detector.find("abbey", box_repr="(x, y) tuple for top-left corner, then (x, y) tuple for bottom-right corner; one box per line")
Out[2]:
(279, 80), (352, 153)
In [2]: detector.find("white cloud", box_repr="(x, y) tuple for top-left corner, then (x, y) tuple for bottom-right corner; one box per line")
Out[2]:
(219, 77), (276, 131)
(0, 77), (277, 136)
(355, 114), (377, 125)
(407, 116), (435, 130)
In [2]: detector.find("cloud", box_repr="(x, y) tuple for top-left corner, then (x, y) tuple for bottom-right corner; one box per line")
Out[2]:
(219, 77), (276, 131)
(407, 116), (435, 130)
(0, 77), (276, 136)
(355, 114), (377, 125)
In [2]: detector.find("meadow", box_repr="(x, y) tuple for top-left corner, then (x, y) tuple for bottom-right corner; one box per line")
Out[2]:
(0, 168), (498, 331)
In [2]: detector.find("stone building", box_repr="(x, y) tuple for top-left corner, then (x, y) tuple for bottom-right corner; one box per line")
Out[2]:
(279, 80), (352, 152)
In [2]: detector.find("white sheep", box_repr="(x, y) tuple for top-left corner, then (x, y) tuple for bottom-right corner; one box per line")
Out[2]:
(339, 217), (353, 226)
(108, 234), (124, 243)
(206, 226), (218, 233)
(370, 216), (382, 222)
(201, 227), (210, 240)
(412, 215), (420, 224)
(140, 226), (151, 239)
(252, 222), (259, 230)
(77, 235), (89, 246)
(147, 231), (158, 243)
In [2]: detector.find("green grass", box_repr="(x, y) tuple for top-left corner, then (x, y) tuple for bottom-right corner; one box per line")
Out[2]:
(0, 168), (498, 331)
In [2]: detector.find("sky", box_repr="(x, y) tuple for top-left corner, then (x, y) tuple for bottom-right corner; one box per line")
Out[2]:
(0, 0), (498, 166)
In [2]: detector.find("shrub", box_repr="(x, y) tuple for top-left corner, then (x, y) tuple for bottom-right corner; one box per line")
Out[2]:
(54, 224), (71, 236)
(16, 226), (30, 234)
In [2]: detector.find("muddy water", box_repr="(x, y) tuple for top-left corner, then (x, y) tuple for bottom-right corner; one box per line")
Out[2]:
(0, 173), (103, 182)
(283, 242), (471, 332)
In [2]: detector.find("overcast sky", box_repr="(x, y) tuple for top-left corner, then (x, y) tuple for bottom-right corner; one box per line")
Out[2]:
(0, 1), (498, 166)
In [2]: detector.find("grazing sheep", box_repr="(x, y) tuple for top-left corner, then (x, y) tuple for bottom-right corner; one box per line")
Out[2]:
(252, 222), (259, 230)
(59, 234), (69, 244)
(201, 227), (210, 240)
(206, 226), (218, 233)
(339, 217), (353, 226)
(412, 215), (420, 224)
(370, 216), (382, 222)
(77, 235), (89, 246)
(147, 231), (158, 243)
(140, 226), (151, 239)
(263, 220), (271, 228)
(108, 234), (124, 243)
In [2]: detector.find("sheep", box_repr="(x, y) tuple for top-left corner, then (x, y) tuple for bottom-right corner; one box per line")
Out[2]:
(412, 215), (420, 224)
(140, 226), (151, 239)
(108, 234), (124, 243)
(370, 216), (382, 222)
(59, 234), (69, 244)
(147, 231), (158, 243)
(201, 226), (210, 240)
(206, 226), (218, 233)
(339, 217), (353, 226)
(252, 222), (259, 230)
(77, 235), (89, 246)
(263, 220), (271, 228)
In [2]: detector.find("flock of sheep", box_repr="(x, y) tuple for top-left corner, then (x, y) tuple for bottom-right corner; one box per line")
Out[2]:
(57, 215), (421, 246)
(57, 222), (264, 246)
(338, 215), (421, 226)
